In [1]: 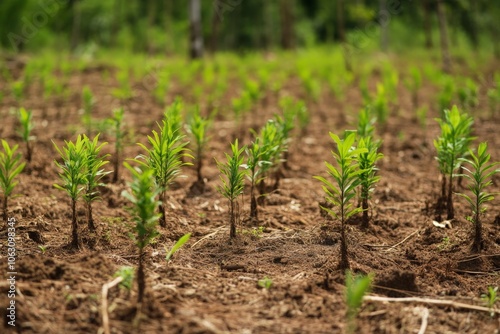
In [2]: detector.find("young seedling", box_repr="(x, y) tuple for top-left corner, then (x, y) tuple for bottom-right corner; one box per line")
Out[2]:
(457, 78), (479, 111)
(135, 110), (192, 227)
(81, 86), (95, 135)
(216, 139), (247, 239)
(357, 136), (383, 228)
(345, 270), (374, 334)
(257, 277), (273, 290)
(456, 142), (499, 252)
(0, 140), (26, 222)
(434, 106), (474, 219)
(481, 286), (498, 317)
(372, 84), (389, 131)
(109, 107), (126, 183)
(244, 137), (270, 221)
(53, 135), (88, 249)
(17, 107), (35, 163)
(314, 132), (367, 269)
(404, 67), (422, 108)
(82, 134), (110, 231)
(165, 233), (191, 262)
(121, 163), (160, 303)
(186, 107), (212, 189)
(438, 76), (455, 118)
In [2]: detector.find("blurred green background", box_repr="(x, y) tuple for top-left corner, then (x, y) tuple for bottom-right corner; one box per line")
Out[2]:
(0, 0), (498, 57)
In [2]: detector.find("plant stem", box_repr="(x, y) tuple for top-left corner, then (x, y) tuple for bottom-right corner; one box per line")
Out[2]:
(361, 198), (369, 229)
(229, 199), (236, 238)
(2, 196), (8, 222)
(112, 151), (119, 183)
(87, 201), (95, 231)
(158, 191), (166, 227)
(71, 198), (80, 249)
(473, 196), (482, 252)
(446, 173), (454, 220)
(137, 248), (145, 303)
(250, 182), (258, 221)
(339, 188), (349, 269)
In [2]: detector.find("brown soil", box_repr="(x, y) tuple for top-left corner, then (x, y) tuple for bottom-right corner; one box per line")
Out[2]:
(1, 55), (500, 334)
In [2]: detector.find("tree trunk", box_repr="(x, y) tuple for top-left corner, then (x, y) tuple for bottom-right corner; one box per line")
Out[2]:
(71, 198), (80, 249)
(210, 0), (221, 54)
(422, 0), (433, 48)
(87, 201), (95, 231)
(279, 0), (294, 49)
(137, 249), (145, 303)
(446, 173), (454, 220)
(436, 0), (451, 73)
(337, 0), (345, 43)
(70, 0), (81, 52)
(189, 0), (204, 59)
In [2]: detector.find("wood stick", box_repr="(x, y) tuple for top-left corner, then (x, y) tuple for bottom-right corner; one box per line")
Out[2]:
(102, 276), (123, 334)
(364, 295), (498, 314)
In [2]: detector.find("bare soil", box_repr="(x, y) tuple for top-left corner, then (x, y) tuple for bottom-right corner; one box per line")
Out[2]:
(1, 56), (499, 334)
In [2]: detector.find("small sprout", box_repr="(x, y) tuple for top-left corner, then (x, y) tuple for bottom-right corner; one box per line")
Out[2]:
(81, 86), (95, 135)
(434, 105), (474, 220)
(82, 134), (110, 231)
(38, 245), (47, 254)
(345, 270), (374, 334)
(135, 103), (192, 227)
(481, 286), (498, 317)
(314, 131), (367, 269)
(17, 107), (35, 163)
(108, 107), (126, 183)
(121, 163), (161, 303)
(186, 106), (212, 187)
(258, 277), (273, 290)
(216, 139), (247, 239)
(53, 135), (88, 249)
(0, 140), (26, 222)
(113, 266), (135, 291)
(457, 142), (500, 252)
(165, 233), (191, 261)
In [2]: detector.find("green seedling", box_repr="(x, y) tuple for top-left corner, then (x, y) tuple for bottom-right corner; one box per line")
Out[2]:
(165, 233), (191, 261)
(81, 86), (95, 135)
(163, 98), (184, 134)
(457, 78), (479, 111)
(112, 70), (133, 101)
(122, 164), (160, 303)
(244, 137), (269, 221)
(38, 245), (47, 254)
(457, 142), (500, 252)
(153, 70), (170, 106)
(53, 135), (88, 249)
(345, 270), (374, 334)
(113, 266), (135, 291)
(0, 140), (26, 222)
(17, 107), (35, 163)
(314, 132), (367, 269)
(481, 286), (498, 317)
(216, 139), (247, 239)
(357, 107), (376, 138)
(416, 106), (429, 130)
(404, 67), (422, 108)
(82, 134), (110, 231)
(109, 107), (126, 183)
(135, 109), (192, 227)
(258, 277), (273, 290)
(186, 107), (212, 187)
(357, 136), (383, 228)
(11, 80), (24, 105)
(434, 106), (474, 219)
(438, 76), (455, 118)
(372, 84), (389, 131)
